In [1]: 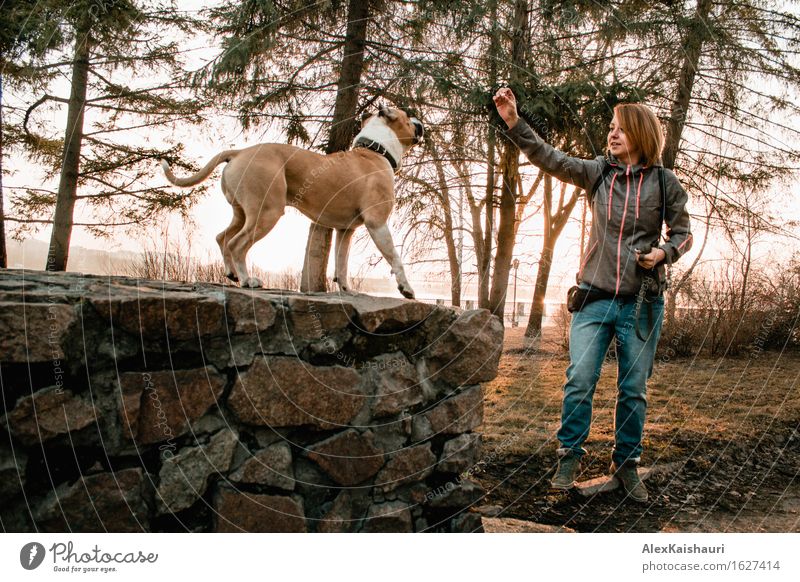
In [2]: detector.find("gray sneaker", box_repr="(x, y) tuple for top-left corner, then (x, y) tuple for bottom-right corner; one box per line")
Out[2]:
(551, 453), (581, 490)
(612, 461), (648, 502)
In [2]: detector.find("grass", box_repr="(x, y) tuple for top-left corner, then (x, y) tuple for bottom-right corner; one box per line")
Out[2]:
(483, 326), (800, 463)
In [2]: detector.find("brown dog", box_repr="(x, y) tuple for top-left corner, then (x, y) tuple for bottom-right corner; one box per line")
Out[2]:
(161, 105), (422, 298)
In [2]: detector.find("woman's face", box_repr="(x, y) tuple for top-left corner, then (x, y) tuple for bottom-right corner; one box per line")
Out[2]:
(607, 114), (641, 164)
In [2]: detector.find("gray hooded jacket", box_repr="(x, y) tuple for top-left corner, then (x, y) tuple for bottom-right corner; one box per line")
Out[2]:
(506, 119), (693, 296)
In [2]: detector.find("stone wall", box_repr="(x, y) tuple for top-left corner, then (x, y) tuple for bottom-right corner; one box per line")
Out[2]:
(0, 269), (503, 532)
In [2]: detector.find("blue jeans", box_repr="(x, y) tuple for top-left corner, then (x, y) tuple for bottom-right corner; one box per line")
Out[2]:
(557, 289), (664, 465)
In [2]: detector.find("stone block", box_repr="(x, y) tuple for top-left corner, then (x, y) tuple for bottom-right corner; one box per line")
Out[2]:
(0, 302), (75, 363)
(34, 468), (152, 532)
(3, 387), (95, 446)
(214, 487), (306, 532)
(424, 309), (503, 385)
(374, 443), (436, 493)
(229, 441), (295, 491)
(118, 367), (226, 445)
(362, 501), (412, 532)
(228, 357), (363, 429)
(438, 433), (482, 474)
(307, 429), (384, 486)
(157, 428), (239, 515)
(420, 385), (484, 436)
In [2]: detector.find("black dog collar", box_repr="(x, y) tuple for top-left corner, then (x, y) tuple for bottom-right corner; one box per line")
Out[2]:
(353, 137), (399, 171)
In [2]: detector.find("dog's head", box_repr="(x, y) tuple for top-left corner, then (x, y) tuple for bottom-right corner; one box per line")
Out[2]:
(361, 104), (424, 148)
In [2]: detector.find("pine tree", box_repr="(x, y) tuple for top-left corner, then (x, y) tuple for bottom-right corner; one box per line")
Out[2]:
(6, 0), (205, 271)
(0, 0), (64, 268)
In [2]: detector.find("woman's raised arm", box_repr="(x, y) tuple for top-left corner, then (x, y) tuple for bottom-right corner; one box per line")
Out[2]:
(493, 88), (603, 193)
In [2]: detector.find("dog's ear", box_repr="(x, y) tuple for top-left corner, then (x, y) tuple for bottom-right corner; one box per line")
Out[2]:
(411, 117), (424, 144)
(378, 103), (398, 121)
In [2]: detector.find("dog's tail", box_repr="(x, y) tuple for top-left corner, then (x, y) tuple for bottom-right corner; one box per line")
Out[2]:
(160, 150), (240, 187)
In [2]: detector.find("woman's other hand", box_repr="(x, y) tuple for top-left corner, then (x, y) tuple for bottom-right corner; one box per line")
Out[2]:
(636, 247), (667, 270)
(493, 87), (520, 129)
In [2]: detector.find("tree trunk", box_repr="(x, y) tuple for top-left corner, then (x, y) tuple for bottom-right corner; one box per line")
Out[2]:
(46, 22), (91, 272)
(660, 0), (713, 318)
(0, 74), (6, 268)
(480, 127), (495, 309)
(300, 0), (370, 292)
(300, 224), (333, 292)
(662, 0), (713, 170)
(527, 234), (555, 339)
(488, 142), (519, 320)
(525, 180), (580, 338)
(455, 154), (486, 307)
(429, 141), (461, 306)
(487, 0), (528, 320)
(479, 0), (500, 309)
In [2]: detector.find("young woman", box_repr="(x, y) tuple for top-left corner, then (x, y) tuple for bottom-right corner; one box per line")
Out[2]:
(493, 87), (692, 502)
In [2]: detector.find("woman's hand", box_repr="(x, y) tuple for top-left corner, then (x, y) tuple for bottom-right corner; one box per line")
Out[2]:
(636, 247), (667, 270)
(493, 87), (519, 129)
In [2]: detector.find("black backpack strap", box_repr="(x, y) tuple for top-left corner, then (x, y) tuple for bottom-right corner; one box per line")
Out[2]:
(658, 166), (667, 226)
(656, 166), (673, 291)
(589, 160), (613, 202)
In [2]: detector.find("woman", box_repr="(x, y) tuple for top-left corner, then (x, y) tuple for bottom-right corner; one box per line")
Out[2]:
(493, 87), (692, 502)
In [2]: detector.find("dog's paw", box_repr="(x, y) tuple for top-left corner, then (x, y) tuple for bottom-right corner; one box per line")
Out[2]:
(398, 284), (416, 300)
(242, 277), (263, 288)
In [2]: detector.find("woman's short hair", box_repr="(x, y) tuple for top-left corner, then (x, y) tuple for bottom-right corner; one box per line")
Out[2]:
(612, 103), (665, 167)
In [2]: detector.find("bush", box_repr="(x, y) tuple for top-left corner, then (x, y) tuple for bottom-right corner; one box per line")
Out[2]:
(658, 260), (800, 358)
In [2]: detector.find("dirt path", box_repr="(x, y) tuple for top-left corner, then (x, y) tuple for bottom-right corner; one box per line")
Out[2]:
(476, 327), (800, 532)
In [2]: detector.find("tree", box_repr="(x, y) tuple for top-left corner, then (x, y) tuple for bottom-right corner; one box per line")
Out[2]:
(7, 0), (205, 271)
(302, 0), (371, 293)
(0, 0), (64, 268)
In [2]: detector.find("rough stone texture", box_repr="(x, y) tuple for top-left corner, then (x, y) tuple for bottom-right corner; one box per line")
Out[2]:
(576, 462), (683, 497)
(0, 269), (501, 533)
(422, 385), (484, 435)
(411, 415), (434, 443)
(317, 489), (372, 533)
(450, 511), (484, 533)
(307, 429), (385, 486)
(93, 292), (227, 341)
(224, 289), (277, 333)
(34, 468), (152, 532)
(286, 296), (355, 339)
(157, 428), (239, 515)
(346, 295), (437, 333)
(214, 487), (306, 532)
(371, 420), (412, 454)
(0, 301), (75, 363)
(229, 357), (363, 429)
(362, 501), (413, 532)
(427, 478), (484, 509)
(3, 387), (95, 445)
(425, 309), (504, 385)
(363, 352), (424, 418)
(118, 367), (226, 444)
(293, 457), (336, 516)
(229, 441), (295, 490)
(438, 433), (482, 474)
(482, 517), (576, 533)
(375, 443), (437, 493)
